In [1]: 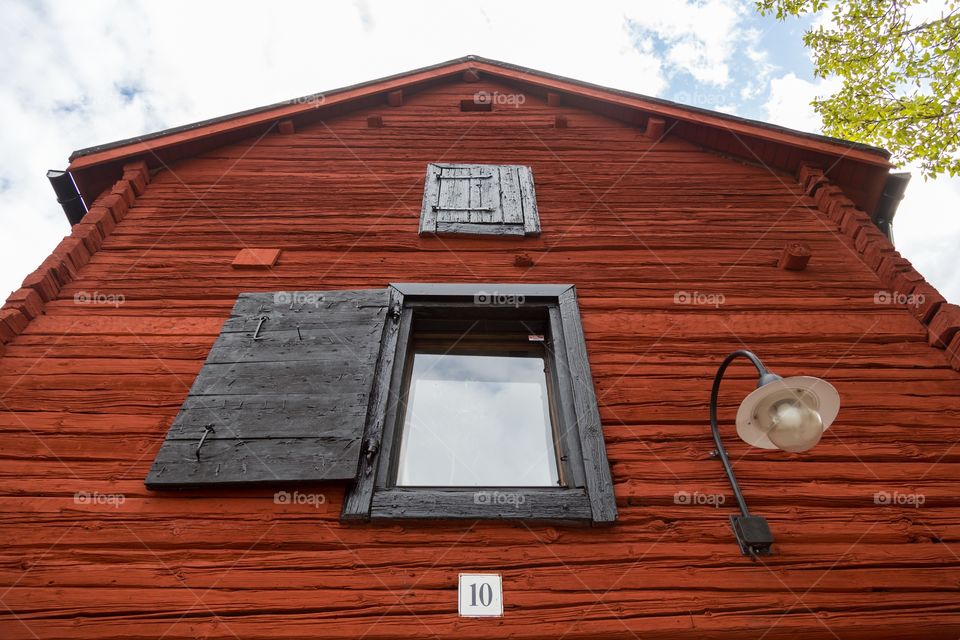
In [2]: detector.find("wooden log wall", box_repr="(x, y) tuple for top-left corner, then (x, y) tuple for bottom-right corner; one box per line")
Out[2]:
(1, 77), (959, 639)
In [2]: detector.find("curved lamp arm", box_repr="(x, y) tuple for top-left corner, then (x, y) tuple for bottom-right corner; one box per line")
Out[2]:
(709, 349), (778, 556)
(710, 350), (768, 517)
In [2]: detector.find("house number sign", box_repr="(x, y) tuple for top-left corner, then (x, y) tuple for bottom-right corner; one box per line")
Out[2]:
(458, 573), (503, 617)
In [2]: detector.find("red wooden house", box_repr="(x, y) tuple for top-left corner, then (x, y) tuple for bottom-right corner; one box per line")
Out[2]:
(3, 55), (960, 638)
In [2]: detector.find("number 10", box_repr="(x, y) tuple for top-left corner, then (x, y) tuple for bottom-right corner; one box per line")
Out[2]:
(469, 582), (493, 607)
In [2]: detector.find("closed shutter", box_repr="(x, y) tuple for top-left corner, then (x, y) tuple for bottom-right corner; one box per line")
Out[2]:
(145, 288), (392, 488)
(419, 163), (540, 237)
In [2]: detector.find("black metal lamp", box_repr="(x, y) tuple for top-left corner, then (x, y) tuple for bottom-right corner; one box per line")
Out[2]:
(710, 350), (840, 556)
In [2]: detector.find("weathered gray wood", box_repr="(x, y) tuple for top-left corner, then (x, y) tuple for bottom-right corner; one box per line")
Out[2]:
(165, 395), (366, 439)
(547, 306), (586, 490)
(223, 289), (387, 331)
(519, 165), (541, 236)
(390, 283), (573, 298)
(435, 222), (526, 236)
(478, 167), (500, 223)
(499, 165), (524, 225)
(419, 163), (539, 237)
(370, 488), (592, 521)
(435, 165), (501, 224)
(204, 337), (374, 366)
(145, 288), (391, 489)
(469, 167), (484, 223)
(341, 287), (405, 521)
(418, 164), (441, 235)
(147, 437), (360, 487)
(189, 361), (372, 396)
(437, 166), (467, 223)
(371, 305), (414, 492)
(558, 287), (618, 524)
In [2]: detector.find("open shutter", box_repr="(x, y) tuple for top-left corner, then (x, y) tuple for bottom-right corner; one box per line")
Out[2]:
(145, 288), (391, 488)
(419, 163), (540, 237)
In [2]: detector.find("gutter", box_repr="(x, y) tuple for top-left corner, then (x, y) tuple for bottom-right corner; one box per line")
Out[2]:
(46, 169), (88, 226)
(874, 172), (911, 243)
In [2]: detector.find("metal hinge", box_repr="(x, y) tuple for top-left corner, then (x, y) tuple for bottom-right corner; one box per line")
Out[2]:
(363, 436), (380, 475)
(436, 173), (493, 180)
(196, 425), (215, 461)
(432, 205), (495, 212)
(252, 315), (268, 340)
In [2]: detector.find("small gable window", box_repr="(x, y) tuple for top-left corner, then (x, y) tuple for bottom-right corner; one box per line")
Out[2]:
(418, 163), (541, 237)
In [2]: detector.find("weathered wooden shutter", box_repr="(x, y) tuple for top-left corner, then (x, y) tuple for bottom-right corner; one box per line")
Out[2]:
(145, 289), (391, 488)
(419, 163), (540, 236)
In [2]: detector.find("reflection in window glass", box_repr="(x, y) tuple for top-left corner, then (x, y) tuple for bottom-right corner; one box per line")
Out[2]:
(396, 352), (560, 487)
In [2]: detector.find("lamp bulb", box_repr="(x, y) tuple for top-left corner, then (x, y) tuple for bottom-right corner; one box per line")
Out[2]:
(766, 399), (824, 452)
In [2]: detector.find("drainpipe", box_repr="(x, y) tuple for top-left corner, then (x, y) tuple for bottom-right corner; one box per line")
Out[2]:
(47, 169), (88, 226)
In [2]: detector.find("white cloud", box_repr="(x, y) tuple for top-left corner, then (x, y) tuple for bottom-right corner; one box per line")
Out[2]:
(892, 172), (960, 305)
(763, 72), (841, 133)
(625, 0), (749, 86)
(739, 33), (777, 100)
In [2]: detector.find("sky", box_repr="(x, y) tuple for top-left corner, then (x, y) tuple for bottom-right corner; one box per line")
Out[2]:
(1, 0), (957, 303)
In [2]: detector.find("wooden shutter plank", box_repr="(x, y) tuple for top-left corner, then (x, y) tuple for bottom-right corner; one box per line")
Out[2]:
(450, 166), (470, 223)
(149, 438), (360, 485)
(519, 166), (542, 236)
(205, 338), (374, 366)
(169, 395), (366, 439)
(435, 165), (453, 222)
(499, 165), (524, 225)
(436, 166), (468, 223)
(188, 362), (371, 396)
(468, 169), (484, 223)
(478, 166), (502, 224)
(224, 290), (386, 326)
(418, 164), (441, 235)
(145, 288), (390, 489)
(435, 221), (526, 236)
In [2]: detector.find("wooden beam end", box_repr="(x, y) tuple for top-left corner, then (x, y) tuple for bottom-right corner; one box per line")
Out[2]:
(778, 242), (812, 271)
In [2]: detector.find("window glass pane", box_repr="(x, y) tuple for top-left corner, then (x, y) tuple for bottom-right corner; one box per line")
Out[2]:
(395, 351), (560, 487)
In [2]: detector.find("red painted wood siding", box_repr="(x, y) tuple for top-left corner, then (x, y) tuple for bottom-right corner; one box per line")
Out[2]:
(2, 79), (959, 639)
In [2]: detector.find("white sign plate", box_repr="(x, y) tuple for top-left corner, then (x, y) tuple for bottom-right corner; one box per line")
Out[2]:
(458, 573), (503, 617)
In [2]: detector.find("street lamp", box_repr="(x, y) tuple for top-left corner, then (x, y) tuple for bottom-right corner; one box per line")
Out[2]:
(710, 350), (840, 556)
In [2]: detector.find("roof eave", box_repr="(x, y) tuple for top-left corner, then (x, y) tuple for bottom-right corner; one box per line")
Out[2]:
(67, 54), (891, 170)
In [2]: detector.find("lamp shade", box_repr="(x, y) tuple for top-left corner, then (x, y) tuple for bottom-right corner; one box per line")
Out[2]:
(735, 376), (840, 452)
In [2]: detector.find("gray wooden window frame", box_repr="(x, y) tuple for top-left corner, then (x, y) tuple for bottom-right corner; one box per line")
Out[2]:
(418, 164), (541, 237)
(342, 283), (616, 524)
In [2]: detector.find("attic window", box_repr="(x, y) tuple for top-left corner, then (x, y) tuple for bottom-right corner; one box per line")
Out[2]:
(419, 163), (541, 237)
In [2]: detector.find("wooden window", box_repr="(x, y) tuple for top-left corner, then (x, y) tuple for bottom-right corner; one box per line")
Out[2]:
(344, 283), (616, 524)
(145, 284), (615, 525)
(418, 164), (541, 237)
